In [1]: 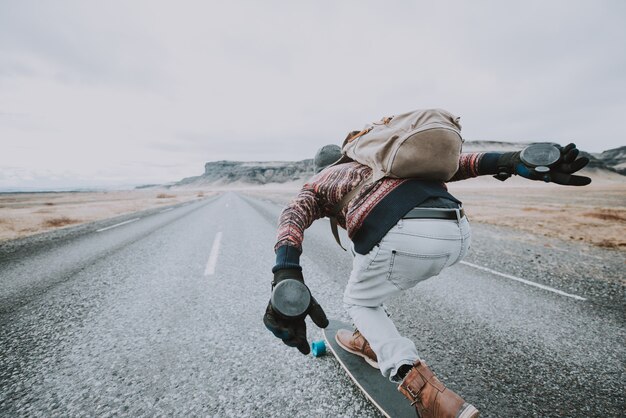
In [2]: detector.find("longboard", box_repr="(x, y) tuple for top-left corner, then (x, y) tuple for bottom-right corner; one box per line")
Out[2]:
(316, 319), (416, 418)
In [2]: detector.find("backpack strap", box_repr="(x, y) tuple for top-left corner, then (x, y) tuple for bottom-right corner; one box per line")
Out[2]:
(328, 177), (370, 251)
(344, 127), (372, 144)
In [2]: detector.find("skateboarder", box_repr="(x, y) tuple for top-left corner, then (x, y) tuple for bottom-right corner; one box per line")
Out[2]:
(264, 142), (590, 418)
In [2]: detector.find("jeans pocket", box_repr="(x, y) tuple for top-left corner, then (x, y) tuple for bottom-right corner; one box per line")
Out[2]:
(388, 250), (450, 290)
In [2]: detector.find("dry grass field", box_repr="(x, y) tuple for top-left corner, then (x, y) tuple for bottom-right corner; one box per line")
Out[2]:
(1, 174), (624, 251)
(448, 177), (626, 250)
(0, 189), (212, 242)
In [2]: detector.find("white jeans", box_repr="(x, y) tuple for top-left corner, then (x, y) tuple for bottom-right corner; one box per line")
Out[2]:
(343, 216), (471, 381)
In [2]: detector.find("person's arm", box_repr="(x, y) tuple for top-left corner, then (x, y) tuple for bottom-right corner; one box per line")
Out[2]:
(273, 184), (323, 271)
(263, 182), (329, 355)
(448, 144), (591, 186)
(447, 152), (490, 182)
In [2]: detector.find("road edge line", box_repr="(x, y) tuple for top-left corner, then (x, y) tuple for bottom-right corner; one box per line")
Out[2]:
(96, 218), (141, 232)
(460, 261), (587, 301)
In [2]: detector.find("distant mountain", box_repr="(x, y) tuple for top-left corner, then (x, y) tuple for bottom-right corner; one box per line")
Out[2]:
(175, 160), (315, 187)
(171, 142), (624, 187)
(461, 140), (529, 152)
(595, 145), (626, 175)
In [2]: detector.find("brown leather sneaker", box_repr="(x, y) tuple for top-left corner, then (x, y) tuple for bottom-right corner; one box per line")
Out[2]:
(335, 329), (379, 369)
(398, 360), (479, 418)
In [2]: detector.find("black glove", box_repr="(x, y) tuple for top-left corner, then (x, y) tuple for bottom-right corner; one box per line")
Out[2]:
(263, 269), (329, 355)
(495, 143), (591, 186)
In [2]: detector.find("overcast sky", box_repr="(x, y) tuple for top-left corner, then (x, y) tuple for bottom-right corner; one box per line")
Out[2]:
(1, 0), (624, 189)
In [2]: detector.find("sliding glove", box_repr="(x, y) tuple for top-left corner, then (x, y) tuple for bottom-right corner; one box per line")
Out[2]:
(494, 143), (591, 186)
(263, 269), (329, 355)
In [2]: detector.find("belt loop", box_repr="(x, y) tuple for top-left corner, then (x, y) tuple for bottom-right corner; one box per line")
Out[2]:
(455, 208), (461, 223)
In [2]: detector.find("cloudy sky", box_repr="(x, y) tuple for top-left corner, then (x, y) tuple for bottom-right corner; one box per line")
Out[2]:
(1, 0), (624, 189)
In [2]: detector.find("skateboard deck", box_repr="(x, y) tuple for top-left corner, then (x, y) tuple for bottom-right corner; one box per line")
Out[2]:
(319, 319), (416, 418)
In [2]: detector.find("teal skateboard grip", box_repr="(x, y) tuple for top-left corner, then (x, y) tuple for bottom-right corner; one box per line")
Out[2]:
(311, 340), (326, 357)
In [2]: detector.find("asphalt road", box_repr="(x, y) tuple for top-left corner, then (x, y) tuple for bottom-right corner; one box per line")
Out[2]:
(0, 192), (624, 417)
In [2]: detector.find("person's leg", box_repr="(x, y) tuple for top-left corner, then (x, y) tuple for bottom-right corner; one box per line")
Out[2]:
(344, 303), (418, 380)
(343, 217), (471, 381)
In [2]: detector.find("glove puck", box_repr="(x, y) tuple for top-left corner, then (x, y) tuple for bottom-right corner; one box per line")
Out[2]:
(271, 279), (311, 318)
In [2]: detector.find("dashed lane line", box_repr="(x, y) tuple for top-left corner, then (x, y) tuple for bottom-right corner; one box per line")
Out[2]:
(204, 232), (223, 276)
(460, 261), (587, 301)
(96, 218), (141, 232)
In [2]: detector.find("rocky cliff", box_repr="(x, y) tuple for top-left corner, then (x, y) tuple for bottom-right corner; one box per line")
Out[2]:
(596, 145), (626, 175)
(176, 160), (315, 186)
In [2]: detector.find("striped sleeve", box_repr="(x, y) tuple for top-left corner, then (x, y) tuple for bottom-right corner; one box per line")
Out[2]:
(274, 183), (323, 253)
(447, 152), (485, 182)
(274, 163), (370, 253)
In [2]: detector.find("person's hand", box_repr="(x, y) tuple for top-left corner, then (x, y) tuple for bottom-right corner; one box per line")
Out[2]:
(495, 143), (591, 186)
(263, 269), (329, 355)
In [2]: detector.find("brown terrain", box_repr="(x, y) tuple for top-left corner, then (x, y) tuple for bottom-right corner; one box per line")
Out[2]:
(448, 176), (626, 251)
(1, 172), (624, 251)
(0, 190), (211, 242)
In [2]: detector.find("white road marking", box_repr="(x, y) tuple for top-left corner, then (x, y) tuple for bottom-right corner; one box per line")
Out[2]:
(96, 218), (141, 232)
(160, 207), (174, 213)
(460, 261), (587, 301)
(204, 232), (223, 276)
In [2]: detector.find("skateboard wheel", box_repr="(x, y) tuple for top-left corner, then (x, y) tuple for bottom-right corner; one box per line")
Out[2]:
(311, 340), (326, 357)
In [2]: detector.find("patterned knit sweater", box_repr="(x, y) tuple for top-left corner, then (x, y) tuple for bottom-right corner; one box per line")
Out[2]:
(273, 152), (497, 271)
